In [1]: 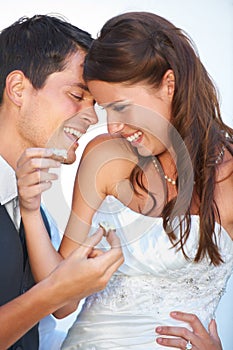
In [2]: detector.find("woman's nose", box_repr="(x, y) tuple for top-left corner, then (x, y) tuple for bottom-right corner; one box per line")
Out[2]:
(107, 121), (125, 135)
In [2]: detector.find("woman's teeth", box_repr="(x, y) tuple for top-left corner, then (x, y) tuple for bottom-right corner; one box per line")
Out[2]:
(64, 127), (83, 139)
(126, 131), (142, 142)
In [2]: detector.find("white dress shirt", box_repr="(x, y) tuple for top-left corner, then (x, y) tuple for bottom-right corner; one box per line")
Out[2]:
(0, 155), (20, 230)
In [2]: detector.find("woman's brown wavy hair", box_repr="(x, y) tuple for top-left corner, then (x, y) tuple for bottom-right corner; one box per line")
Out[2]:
(84, 12), (233, 265)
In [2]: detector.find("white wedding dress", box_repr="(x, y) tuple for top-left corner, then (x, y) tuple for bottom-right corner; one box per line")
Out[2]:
(62, 196), (233, 350)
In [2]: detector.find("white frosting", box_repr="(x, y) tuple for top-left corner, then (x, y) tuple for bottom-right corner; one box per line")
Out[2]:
(51, 148), (67, 159)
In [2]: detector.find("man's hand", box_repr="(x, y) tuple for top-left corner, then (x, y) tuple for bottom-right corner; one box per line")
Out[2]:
(0, 227), (123, 350)
(50, 227), (124, 304)
(155, 311), (222, 350)
(16, 148), (61, 212)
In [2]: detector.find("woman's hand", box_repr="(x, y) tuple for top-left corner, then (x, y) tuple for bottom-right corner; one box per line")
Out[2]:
(155, 311), (222, 349)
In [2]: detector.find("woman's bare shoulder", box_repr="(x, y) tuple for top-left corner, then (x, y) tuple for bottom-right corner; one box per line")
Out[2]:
(77, 134), (138, 197)
(81, 133), (138, 163)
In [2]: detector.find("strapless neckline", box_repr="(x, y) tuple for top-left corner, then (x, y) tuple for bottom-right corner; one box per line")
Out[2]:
(105, 195), (233, 242)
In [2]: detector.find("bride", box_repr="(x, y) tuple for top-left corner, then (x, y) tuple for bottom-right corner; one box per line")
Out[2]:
(18, 12), (233, 350)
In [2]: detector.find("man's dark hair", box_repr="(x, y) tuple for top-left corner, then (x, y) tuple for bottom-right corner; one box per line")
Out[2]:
(0, 14), (93, 104)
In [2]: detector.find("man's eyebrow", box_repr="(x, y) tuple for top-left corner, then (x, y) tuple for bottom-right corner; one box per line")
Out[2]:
(74, 82), (89, 92)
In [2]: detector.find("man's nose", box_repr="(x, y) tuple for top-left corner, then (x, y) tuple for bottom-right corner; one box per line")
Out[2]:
(80, 104), (98, 126)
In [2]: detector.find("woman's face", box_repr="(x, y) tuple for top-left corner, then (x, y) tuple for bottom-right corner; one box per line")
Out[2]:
(88, 75), (174, 157)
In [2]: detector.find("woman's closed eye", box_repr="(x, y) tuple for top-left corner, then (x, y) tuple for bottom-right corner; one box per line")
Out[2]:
(112, 104), (128, 112)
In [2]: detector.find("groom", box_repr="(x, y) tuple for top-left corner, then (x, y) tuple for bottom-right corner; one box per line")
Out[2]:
(0, 14), (123, 350)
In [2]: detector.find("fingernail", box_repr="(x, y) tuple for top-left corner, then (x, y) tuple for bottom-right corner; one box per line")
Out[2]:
(171, 311), (178, 316)
(156, 327), (162, 332)
(97, 226), (104, 233)
(156, 337), (163, 344)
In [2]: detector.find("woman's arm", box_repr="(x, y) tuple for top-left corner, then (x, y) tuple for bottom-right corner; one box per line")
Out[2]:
(59, 134), (137, 257)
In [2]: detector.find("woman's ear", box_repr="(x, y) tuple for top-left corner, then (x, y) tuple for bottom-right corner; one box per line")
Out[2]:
(163, 69), (175, 99)
(5, 70), (25, 107)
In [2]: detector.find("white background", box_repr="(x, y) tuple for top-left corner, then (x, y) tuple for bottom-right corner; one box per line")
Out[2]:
(1, 1), (232, 349)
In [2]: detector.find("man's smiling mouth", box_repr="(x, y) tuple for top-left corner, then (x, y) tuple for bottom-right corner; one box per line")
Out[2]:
(64, 127), (83, 142)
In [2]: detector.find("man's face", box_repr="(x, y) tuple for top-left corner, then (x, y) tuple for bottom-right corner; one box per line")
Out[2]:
(16, 51), (97, 164)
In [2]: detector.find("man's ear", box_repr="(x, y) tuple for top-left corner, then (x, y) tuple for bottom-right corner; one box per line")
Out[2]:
(163, 69), (175, 99)
(5, 70), (25, 107)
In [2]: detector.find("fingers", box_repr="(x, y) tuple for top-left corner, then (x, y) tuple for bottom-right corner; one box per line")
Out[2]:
(16, 148), (62, 212)
(88, 248), (104, 258)
(17, 167), (59, 210)
(66, 228), (123, 294)
(79, 228), (122, 258)
(156, 325), (196, 349)
(16, 149), (61, 179)
(17, 158), (60, 178)
(17, 148), (55, 167)
(101, 229), (123, 266)
(16, 148), (61, 190)
(156, 313), (223, 350)
(156, 335), (191, 349)
(20, 181), (53, 198)
(105, 229), (124, 267)
(17, 169), (58, 187)
(170, 311), (208, 337)
(106, 229), (122, 248)
(57, 229), (124, 298)
(81, 228), (123, 279)
(97, 230), (124, 277)
(78, 227), (105, 257)
(209, 319), (221, 342)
